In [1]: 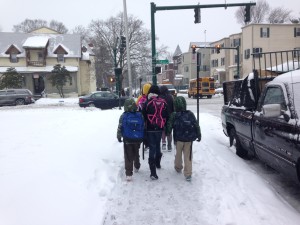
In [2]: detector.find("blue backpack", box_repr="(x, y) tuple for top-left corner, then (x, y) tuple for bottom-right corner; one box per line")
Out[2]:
(122, 112), (144, 142)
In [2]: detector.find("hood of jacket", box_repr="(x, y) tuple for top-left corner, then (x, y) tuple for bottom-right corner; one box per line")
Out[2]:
(174, 96), (186, 112)
(159, 85), (169, 95)
(124, 98), (137, 112)
(142, 83), (152, 95)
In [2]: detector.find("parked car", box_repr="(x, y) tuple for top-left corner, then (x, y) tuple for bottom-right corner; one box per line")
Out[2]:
(215, 87), (223, 94)
(158, 84), (177, 97)
(79, 91), (128, 109)
(0, 89), (34, 106)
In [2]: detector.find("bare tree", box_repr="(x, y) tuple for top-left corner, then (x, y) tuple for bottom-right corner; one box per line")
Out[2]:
(267, 7), (292, 23)
(88, 13), (152, 88)
(13, 19), (47, 33)
(71, 25), (92, 42)
(49, 20), (68, 33)
(12, 19), (68, 33)
(235, 0), (270, 25)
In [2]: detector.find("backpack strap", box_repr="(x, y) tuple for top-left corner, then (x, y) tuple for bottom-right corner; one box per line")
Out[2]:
(146, 97), (167, 129)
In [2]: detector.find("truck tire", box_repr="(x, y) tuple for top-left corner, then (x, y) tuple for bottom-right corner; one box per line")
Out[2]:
(229, 128), (248, 159)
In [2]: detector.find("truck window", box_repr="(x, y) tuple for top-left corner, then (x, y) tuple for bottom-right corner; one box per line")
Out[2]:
(262, 87), (286, 110)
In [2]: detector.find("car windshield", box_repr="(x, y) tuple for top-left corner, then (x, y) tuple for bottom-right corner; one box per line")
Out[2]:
(161, 84), (175, 89)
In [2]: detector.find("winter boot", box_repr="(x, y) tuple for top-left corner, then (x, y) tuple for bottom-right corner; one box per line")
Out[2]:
(149, 158), (158, 180)
(162, 142), (166, 151)
(155, 152), (163, 169)
(167, 143), (172, 152)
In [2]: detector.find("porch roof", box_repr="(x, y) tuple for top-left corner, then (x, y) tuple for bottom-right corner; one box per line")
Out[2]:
(0, 66), (78, 73)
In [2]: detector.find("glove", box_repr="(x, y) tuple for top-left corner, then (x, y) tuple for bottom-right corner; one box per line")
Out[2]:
(196, 137), (201, 142)
(118, 137), (122, 143)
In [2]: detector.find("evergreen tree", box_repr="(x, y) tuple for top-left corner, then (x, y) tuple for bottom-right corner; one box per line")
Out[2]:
(0, 67), (23, 89)
(48, 64), (72, 98)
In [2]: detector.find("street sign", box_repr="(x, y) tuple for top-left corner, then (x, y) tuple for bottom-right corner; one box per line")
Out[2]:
(156, 59), (169, 64)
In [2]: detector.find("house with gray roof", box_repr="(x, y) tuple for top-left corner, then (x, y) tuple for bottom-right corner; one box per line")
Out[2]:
(0, 27), (96, 97)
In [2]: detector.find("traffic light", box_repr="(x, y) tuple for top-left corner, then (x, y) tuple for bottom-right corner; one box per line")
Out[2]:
(191, 45), (196, 54)
(120, 35), (126, 54)
(194, 8), (200, 24)
(244, 5), (251, 23)
(215, 45), (221, 54)
(109, 77), (116, 83)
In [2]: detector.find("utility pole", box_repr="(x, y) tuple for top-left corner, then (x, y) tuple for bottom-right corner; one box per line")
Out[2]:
(123, 0), (132, 97)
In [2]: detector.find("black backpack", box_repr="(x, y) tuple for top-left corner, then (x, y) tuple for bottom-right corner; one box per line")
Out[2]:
(173, 111), (198, 142)
(146, 97), (168, 129)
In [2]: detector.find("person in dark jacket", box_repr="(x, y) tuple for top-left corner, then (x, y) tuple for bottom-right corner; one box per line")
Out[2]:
(165, 96), (201, 181)
(159, 85), (174, 151)
(117, 98), (143, 181)
(143, 85), (168, 180)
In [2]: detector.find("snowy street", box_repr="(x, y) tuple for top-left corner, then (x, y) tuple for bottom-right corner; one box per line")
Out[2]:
(0, 95), (300, 225)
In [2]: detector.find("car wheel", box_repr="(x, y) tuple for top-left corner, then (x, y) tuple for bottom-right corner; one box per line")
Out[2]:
(88, 103), (95, 107)
(15, 99), (25, 105)
(229, 128), (248, 158)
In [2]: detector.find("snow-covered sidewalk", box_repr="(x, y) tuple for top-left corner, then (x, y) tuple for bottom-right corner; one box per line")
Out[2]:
(0, 99), (300, 225)
(102, 113), (300, 225)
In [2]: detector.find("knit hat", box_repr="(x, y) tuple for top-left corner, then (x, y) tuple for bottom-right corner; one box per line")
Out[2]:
(148, 85), (160, 95)
(142, 83), (152, 95)
(124, 98), (137, 112)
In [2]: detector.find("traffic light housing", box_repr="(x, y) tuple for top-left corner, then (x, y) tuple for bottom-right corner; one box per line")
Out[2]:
(194, 8), (200, 24)
(215, 45), (221, 54)
(191, 45), (196, 54)
(120, 35), (126, 54)
(244, 5), (251, 23)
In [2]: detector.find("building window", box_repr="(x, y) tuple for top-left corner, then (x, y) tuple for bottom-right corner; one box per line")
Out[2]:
(10, 53), (18, 63)
(260, 27), (270, 38)
(253, 48), (262, 58)
(232, 38), (240, 47)
(294, 47), (300, 57)
(244, 49), (250, 59)
(294, 27), (300, 37)
(57, 54), (65, 63)
(221, 57), (225, 66)
(38, 52), (43, 61)
(211, 59), (218, 67)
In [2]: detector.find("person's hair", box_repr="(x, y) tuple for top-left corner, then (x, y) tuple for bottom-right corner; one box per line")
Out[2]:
(148, 85), (160, 95)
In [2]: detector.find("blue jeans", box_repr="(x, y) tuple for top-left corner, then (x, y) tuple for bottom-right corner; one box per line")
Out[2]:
(147, 131), (162, 160)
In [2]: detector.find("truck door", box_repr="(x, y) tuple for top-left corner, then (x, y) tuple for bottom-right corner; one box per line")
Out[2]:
(252, 85), (296, 174)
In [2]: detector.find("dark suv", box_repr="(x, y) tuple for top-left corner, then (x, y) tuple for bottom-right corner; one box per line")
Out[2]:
(0, 89), (34, 106)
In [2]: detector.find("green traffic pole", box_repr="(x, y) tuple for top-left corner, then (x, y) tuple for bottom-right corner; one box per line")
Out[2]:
(151, 2), (157, 85)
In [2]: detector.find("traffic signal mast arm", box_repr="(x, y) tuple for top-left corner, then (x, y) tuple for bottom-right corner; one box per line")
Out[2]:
(153, 2), (256, 12)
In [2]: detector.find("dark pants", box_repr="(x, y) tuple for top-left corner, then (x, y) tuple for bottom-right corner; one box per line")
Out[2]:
(147, 131), (163, 175)
(123, 142), (141, 176)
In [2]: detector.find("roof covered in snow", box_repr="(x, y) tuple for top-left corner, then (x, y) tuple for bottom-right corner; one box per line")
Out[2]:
(0, 32), (94, 59)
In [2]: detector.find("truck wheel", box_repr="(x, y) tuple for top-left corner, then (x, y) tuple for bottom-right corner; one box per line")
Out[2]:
(229, 128), (248, 158)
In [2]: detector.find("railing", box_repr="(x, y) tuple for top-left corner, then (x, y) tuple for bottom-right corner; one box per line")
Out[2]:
(27, 60), (46, 67)
(252, 49), (300, 77)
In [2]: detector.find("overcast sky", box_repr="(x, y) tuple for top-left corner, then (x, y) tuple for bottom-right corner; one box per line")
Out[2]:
(0, 0), (299, 53)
